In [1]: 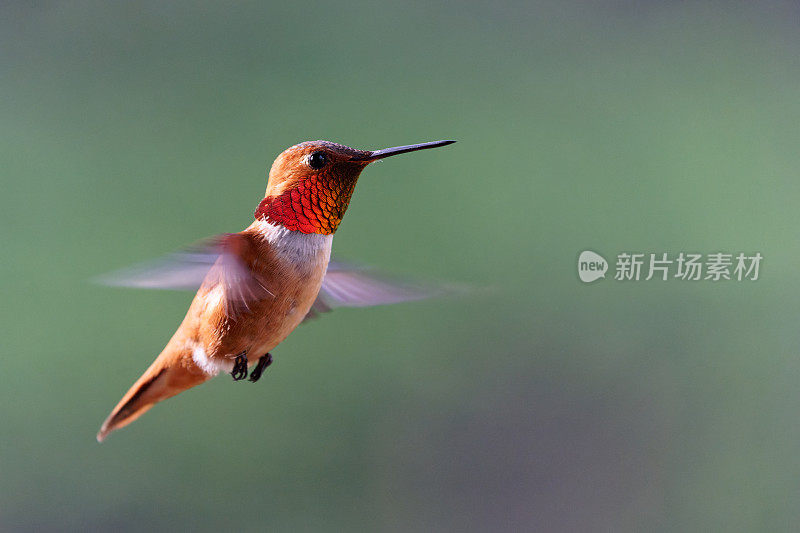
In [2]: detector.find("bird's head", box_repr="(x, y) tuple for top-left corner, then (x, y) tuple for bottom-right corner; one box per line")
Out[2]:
(255, 139), (455, 234)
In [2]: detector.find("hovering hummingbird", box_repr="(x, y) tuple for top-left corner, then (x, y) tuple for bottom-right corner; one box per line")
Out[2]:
(96, 139), (456, 442)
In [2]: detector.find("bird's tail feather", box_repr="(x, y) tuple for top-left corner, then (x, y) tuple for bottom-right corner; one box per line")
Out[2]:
(96, 352), (209, 442)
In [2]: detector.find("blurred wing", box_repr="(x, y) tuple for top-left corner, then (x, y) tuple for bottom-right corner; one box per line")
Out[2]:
(97, 243), (441, 320)
(95, 249), (219, 290)
(94, 234), (273, 314)
(304, 261), (442, 321)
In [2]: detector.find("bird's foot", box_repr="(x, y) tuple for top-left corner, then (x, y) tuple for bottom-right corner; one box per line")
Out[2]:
(231, 351), (248, 381)
(248, 353), (273, 383)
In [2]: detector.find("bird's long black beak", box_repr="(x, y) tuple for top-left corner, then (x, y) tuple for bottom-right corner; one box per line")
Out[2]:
(354, 140), (456, 161)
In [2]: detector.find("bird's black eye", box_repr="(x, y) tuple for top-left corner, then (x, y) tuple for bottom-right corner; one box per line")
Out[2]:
(307, 151), (328, 170)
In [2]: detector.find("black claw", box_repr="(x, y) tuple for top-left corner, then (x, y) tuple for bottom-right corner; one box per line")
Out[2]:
(248, 353), (273, 383)
(231, 351), (248, 381)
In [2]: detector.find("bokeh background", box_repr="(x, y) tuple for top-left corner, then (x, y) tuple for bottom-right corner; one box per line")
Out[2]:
(3, 1), (800, 531)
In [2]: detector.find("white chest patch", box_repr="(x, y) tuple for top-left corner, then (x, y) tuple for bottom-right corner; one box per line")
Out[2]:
(249, 219), (333, 268)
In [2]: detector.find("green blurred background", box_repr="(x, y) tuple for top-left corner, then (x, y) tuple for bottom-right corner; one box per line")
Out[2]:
(3, 1), (800, 531)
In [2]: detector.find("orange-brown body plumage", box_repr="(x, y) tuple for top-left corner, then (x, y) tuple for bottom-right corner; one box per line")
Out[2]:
(97, 219), (332, 441)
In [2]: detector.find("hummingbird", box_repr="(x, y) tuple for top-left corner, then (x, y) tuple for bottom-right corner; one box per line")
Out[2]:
(96, 139), (456, 442)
